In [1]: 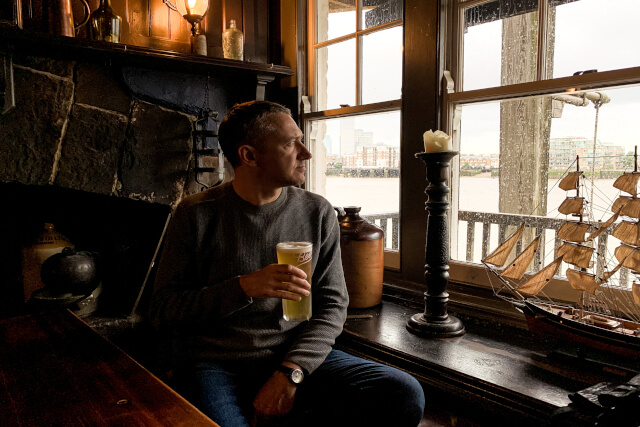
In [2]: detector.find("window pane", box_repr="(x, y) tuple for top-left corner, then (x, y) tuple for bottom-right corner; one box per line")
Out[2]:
(308, 111), (400, 250)
(316, 40), (357, 111)
(463, 3), (538, 91)
(453, 85), (640, 289)
(550, 0), (640, 78)
(361, 0), (403, 30)
(362, 26), (402, 104)
(316, 0), (355, 44)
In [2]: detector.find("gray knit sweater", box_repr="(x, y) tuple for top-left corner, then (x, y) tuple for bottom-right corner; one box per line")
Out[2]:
(149, 182), (348, 375)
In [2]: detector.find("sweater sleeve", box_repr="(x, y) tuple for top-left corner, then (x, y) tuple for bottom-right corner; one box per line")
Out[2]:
(148, 200), (252, 329)
(282, 204), (349, 374)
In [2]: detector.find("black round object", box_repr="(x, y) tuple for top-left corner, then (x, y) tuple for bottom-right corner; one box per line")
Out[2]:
(40, 247), (100, 296)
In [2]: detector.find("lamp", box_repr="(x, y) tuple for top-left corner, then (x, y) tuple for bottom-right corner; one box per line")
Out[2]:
(176, 0), (209, 55)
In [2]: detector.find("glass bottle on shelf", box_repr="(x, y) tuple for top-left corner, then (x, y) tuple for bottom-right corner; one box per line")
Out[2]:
(223, 19), (244, 60)
(89, 0), (122, 43)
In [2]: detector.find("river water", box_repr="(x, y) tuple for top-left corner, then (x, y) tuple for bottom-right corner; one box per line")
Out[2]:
(326, 175), (621, 216)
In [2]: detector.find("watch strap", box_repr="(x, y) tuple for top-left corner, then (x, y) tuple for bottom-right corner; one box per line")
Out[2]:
(276, 365), (304, 384)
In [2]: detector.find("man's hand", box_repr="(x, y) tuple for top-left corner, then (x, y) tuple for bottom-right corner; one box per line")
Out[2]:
(239, 264), (311, 300)
(251, 363), (300, 426)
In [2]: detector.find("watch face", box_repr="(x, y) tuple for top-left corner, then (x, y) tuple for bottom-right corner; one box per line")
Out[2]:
(291, 369), (304, 384)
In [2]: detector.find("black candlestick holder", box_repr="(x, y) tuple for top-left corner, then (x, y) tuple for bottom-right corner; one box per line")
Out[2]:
(407, 151), (465, 338)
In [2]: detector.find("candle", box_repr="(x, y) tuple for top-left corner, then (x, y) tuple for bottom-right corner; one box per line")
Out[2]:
(423, 129), (452, 152)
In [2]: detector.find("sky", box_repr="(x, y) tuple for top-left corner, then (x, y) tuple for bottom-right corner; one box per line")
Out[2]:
(321, 0), (640, 156)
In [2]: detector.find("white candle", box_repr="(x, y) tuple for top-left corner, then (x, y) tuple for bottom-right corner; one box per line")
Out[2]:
(423, 129), (452, 152)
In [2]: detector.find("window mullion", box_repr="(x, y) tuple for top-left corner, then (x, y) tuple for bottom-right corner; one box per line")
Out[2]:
(356, 0), (362, 106)
(536, 0), (549, 81)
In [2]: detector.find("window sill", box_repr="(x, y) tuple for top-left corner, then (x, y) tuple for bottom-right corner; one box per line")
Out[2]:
(338, 296), (638, 425)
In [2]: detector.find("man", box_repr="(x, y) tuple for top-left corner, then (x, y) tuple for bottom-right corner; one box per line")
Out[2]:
(149, 101), (424, 427)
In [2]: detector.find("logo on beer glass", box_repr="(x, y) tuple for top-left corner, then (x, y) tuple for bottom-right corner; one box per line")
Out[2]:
(296, 251), (312, 267)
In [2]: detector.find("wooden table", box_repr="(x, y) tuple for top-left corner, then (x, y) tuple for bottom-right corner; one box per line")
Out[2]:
(0, 310), (218, 426)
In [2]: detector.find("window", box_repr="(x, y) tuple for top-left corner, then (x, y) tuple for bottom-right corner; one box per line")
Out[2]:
(304, 0), (403, 268)
(447, 0), (640, 310)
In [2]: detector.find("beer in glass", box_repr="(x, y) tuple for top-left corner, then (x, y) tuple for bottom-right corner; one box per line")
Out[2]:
(276, 242), (312, 321)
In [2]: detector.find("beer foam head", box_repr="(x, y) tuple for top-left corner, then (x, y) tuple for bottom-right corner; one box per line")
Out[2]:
(277, 242), (312, 253)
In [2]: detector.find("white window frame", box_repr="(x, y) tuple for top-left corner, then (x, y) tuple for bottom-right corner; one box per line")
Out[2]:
(445, 0), (640, 304)
(304, 0), (403, 269)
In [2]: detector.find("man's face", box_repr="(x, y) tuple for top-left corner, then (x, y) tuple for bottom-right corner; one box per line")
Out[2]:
(254, 113), (312, 187)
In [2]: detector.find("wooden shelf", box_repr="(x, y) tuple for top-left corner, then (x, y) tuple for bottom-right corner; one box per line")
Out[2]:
(0, 23), (293, 80)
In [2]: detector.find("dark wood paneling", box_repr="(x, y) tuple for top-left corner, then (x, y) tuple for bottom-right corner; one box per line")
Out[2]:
(18, 0), (273, 58)
(390, 0), (443, 287)
(243, 0), (268, 63)
(223, 0), (243, 31)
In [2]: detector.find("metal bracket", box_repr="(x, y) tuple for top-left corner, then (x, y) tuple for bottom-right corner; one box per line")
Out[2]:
(162, 0), (179, 13)
(1, 52), (16, 114)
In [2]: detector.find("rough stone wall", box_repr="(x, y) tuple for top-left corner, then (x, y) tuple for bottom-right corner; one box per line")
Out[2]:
(0, 55), (195, 206)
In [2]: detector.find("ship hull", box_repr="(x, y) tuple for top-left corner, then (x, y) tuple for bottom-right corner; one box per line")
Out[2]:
(518, 301), (640, 360)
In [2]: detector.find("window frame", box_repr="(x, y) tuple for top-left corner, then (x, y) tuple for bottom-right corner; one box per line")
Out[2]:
(445, 0), (640, 303)
(304, 0), (404, 269)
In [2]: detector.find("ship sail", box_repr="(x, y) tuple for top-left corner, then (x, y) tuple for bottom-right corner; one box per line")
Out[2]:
(515, 257), (563, 296)
(559, 171), (583, 191)
(483, 224), (525, 268)
(613, 172), (640, 195)
(500, 236), (540, 281)
(612, 196), (640, 218)
(557, 242), (593, 269)
(557, 222), (591, 243)
(634, 282), (640, 306)
(566, 269), (600, 294)
(558, 197), (584, 215)
(614, 244), (640, 273)
(612, 221), (640, 247)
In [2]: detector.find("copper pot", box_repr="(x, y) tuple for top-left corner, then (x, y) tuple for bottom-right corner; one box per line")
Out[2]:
(43, 0), (90, 37)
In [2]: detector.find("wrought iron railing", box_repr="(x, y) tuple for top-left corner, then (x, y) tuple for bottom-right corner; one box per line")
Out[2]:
(457, 210), (629, 286)
(363, 212), (400, 251)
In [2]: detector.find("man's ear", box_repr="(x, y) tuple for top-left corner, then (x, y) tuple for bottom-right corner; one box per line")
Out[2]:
(238, 145), (258, 166)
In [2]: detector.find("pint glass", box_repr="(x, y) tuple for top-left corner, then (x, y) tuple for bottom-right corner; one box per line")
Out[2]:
(276, 242), (312, 321)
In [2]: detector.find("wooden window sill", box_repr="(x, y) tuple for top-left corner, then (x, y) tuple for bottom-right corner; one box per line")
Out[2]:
(338, 297), (638, 425)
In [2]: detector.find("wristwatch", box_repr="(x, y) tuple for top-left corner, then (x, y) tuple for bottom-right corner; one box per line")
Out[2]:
(277, 365), (304, 384)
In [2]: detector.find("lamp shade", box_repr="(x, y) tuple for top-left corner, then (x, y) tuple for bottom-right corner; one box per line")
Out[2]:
(176, 0), (209, 22)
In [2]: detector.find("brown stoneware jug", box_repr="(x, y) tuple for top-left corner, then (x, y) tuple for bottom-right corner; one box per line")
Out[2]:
(334, 206), (384, 308)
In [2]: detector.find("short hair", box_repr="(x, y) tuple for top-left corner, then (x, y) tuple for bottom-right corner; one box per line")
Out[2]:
(218, 101), (292, 168)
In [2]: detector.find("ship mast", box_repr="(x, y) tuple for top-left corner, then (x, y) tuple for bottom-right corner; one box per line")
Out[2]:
(574, 156), (587, 321)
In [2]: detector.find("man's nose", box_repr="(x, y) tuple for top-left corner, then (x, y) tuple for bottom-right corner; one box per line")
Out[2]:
(298, 142), (312, 160)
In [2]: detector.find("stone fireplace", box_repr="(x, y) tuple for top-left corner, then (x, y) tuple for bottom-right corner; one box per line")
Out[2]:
(0, 52), (202, 320)
(0, 30), (290, 332)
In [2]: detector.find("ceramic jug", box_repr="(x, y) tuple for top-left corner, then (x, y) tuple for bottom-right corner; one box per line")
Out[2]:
(43, 0), (90, 37)
(334, 206), (384, 308)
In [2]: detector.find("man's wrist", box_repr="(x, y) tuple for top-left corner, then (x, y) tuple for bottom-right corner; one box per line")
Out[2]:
(276, 364), (304, 385)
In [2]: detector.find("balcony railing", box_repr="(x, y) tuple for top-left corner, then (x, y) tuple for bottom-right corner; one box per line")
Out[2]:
(457, 210), (630, 287)
(359, 210), (630, 287)
(364, 212), (400, 251)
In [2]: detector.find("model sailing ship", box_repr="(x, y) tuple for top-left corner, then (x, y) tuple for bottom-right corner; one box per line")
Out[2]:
(483, 154), (640, 360)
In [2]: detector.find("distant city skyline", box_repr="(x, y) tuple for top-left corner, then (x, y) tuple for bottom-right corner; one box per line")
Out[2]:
(323, 0), (640, 157)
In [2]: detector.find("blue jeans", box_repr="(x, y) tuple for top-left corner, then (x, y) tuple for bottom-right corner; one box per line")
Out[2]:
(177, 349), (425, 427)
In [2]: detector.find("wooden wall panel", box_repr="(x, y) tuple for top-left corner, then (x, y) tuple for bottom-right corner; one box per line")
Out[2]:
(17, 0), (273, 60)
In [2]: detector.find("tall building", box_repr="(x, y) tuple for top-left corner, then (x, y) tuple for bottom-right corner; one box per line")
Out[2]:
(548, 137), (624, 170)
(339, 118), (355, 155)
